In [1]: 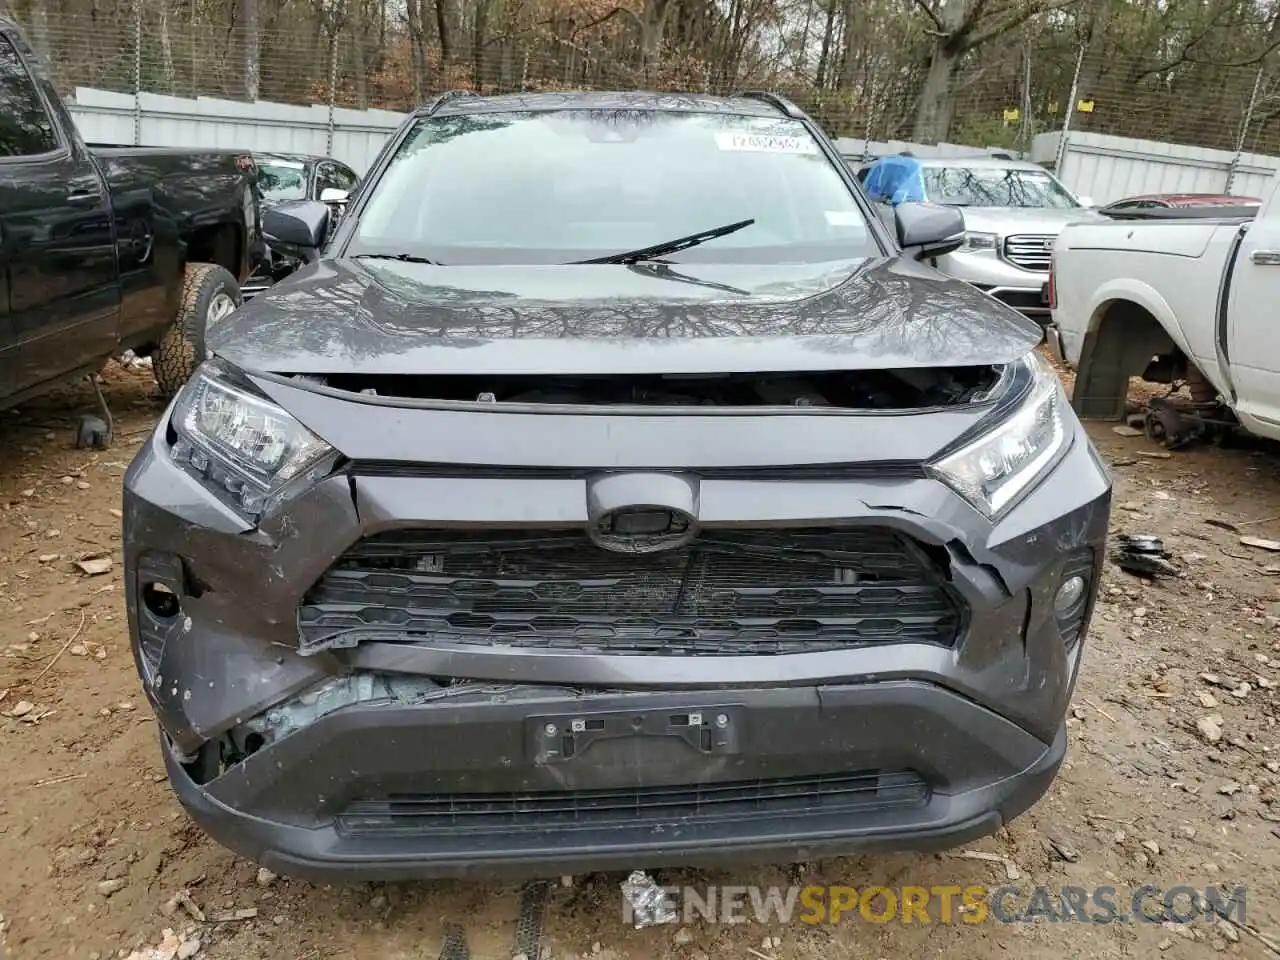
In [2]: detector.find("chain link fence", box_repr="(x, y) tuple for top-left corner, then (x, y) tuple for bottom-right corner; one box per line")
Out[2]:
(14, 9), (1280, 160)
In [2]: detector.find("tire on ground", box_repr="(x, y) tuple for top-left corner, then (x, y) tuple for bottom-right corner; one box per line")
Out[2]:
(153, 263), (242, 400)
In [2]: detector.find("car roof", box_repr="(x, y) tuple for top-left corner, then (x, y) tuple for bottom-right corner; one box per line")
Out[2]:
(914, 155), (1046, 172)
(428, 90), (790, 119)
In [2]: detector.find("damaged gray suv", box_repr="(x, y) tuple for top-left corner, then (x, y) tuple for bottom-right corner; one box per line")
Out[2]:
(123, 90), (1111, 882)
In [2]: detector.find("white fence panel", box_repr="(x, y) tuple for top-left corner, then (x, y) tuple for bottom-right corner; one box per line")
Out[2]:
(1032, 131), (1280, 204)
(69, 91), (1030, 177)
(67, 87), (407, 174)
(65, 87), (1280, 205)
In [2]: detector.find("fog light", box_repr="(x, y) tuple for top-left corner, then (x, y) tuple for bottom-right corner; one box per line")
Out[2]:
(1054, 575), (1085, 614)
(142, 581), (181, 619)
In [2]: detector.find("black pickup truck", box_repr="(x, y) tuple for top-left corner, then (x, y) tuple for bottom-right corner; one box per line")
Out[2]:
(0, 20), (261, 419)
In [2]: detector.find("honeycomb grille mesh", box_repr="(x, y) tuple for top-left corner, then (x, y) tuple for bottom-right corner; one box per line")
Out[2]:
(299, 527), (962, 655)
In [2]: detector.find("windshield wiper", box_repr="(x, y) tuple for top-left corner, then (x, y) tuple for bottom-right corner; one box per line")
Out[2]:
(353, 252), (443, 265)
(574, 218), (756, 265)
(627, 262), (751, 297)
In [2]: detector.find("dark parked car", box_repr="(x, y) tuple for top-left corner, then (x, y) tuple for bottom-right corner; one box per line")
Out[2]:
(1096, 192), (1263, 222)
(0, 20), (261, 417)
(1100, 192), (1262, 212)
(124, 90), (1111, 882)
(244, 152), (360, 297)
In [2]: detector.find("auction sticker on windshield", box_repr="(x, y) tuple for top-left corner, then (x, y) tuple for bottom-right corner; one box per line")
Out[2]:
(714, 132), (818, 154)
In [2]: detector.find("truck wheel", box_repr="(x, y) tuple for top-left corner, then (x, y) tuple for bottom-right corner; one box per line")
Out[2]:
(153, 263), (242, 399)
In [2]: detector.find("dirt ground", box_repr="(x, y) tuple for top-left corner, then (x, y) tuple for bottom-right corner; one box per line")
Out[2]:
(3, 360), (1280, 960)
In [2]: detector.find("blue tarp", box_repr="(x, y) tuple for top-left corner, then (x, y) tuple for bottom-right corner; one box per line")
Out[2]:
(861, 156), (926, 206)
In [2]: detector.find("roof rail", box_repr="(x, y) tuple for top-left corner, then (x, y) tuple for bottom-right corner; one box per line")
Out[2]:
(732, 90), (804, 119)
(419, 89), (480, 116)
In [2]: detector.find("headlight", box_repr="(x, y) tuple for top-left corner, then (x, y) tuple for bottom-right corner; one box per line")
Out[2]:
(927, 352), (1070, 518)
(170, 363), (335, 515)
(963, 231), (999, 250)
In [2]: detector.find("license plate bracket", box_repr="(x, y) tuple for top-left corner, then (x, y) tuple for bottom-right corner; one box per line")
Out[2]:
(529, 706), (743, 765)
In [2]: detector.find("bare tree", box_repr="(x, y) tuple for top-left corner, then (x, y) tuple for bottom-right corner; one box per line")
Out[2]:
(909, 0), (1081, 142)
(9, 0), (1280, 155)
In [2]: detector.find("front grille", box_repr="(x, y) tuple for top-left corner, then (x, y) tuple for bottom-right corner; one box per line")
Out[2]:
(337, 769), (929, 836)
(299, 527), (962, 655)
(1003, 234), (1055, 272)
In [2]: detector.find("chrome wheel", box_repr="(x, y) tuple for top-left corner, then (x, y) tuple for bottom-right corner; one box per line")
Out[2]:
(207, 292), (238, 325)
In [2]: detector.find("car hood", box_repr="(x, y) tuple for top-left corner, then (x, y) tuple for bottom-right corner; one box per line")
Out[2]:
(208, 255), (1042, 376)
(958, 207), (1106, 236)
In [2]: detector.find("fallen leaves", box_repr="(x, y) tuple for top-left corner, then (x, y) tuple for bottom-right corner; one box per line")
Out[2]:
(1195, 715), (1225, 743)
(3, 699), (56, 724)
(121, 928), (203, 960)
(74, 556), (113, 576)
(161, 889), (206, 923)
(1240, 535), (1280, 552)
(210, 907), (259, 923)
(954, 849), (1021, 880)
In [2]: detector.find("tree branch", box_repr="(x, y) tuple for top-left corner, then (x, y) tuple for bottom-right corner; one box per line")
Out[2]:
(950, 0), (995, 51)
(962, 0), (1081, 53)
(1184, 41), (1280, 68)
(1130, 8), (1280, 81)
(570, 7), (634, 39)
(908, 0), (945, 33)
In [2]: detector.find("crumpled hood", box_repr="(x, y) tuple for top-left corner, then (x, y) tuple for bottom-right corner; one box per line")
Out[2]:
(958, 206), (1107, 237)
(208, 255), (1043, 376)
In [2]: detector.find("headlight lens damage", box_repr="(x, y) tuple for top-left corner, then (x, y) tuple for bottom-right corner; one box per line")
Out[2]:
(928, 351), (1070, 518)
(171, 364), (335, 515)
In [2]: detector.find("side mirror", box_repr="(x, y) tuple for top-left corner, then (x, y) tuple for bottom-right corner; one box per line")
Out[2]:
(1077, 196), (1095, 208)
(262, 200), (330, 263)
(319, 187), (350, 205)
(893, 202), (965, 259)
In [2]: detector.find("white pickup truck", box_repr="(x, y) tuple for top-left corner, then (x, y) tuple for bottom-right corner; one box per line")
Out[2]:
(1047, 173), (1280, 445)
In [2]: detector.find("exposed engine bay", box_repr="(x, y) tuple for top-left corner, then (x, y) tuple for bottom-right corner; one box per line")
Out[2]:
(294, 365), (1005, 410)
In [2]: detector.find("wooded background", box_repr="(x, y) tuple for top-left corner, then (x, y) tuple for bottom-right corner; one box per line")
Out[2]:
(5, 0), (1279, 155)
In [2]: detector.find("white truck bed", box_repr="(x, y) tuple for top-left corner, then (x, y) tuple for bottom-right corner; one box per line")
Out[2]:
(1047, 176), (1280, 438)
(1051, 218), (1246, 399)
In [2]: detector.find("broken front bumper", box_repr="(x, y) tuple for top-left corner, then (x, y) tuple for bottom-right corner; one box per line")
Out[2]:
(160, 685), (1068, 881)
(123, 407), (1109, 881)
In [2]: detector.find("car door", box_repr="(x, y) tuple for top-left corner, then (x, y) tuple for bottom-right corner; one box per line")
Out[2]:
(1225, 193), (1280, 430)
(0, 29), (118, 401)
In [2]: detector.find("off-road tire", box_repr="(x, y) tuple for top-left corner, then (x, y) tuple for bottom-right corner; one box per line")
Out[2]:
(153, 263), (242, 399)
